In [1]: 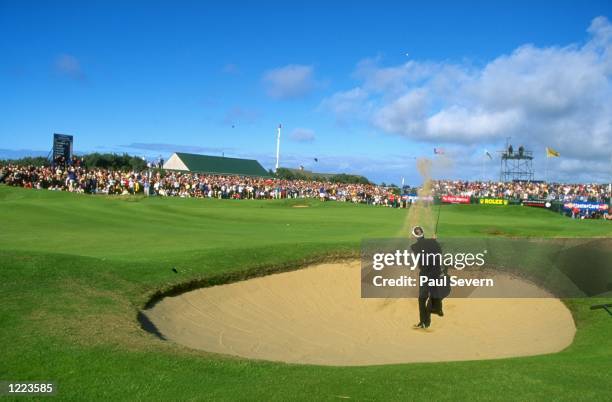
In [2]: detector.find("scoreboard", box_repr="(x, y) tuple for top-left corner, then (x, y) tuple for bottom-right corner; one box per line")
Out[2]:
(52, 133), (73, 160)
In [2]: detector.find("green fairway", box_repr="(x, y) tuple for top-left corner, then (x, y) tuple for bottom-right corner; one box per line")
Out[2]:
(1, 185), (610, 401)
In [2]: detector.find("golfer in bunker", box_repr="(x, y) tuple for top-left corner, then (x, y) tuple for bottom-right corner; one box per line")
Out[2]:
(411, 226), (449, 329)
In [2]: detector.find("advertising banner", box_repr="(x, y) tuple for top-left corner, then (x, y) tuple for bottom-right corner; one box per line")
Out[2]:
(478, 198), (509, 206)
(522, 199), (552, 208)
(441, 195), (471, 204)
(562, 202), (608, 211)
(401, 195), (434, 202)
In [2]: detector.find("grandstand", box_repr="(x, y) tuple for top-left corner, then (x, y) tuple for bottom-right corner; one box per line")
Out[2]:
(163, 152), (270, 177)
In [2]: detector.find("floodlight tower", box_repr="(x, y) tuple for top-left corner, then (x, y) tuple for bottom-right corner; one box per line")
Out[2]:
(275, 124), (281, 172)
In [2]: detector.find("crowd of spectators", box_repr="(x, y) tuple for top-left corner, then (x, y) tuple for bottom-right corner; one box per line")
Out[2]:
(0, 164), (395, 205)
(432, 179), (611, 219)
(1, 164), (610, 219)
(432, 180), (611, 204)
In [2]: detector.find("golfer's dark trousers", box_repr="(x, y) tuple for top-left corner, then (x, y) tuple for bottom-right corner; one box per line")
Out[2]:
(418, 277), (442, 326)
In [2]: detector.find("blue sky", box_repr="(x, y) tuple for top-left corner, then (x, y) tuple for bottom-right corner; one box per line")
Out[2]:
(1, 1), (611, 184)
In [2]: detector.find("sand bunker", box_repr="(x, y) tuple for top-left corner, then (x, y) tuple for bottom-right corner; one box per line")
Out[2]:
(143, 261), (575, 366)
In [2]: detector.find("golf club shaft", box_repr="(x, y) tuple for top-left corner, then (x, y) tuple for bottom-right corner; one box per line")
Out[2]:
(434, 203), (442, 236)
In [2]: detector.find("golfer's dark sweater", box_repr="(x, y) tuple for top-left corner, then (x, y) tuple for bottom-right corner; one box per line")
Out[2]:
(411, 237), (442, 279)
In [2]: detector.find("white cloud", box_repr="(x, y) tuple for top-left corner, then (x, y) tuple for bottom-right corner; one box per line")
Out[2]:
(263, 64), (316, 99)
(290, 128), (315, 142)
(373, 89), (428, 134)
(319, 87), (370, 121)
(322, 16), (612, 181)
(424, 107), (523, 141)
(354, 57), (442, 94)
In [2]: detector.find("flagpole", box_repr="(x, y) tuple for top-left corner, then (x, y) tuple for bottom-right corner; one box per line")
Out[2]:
(545, 154), (548, 183)
(275, 124), (281, 172)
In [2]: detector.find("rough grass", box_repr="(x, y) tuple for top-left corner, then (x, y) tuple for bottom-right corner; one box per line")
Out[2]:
(0, 186), (610, 401)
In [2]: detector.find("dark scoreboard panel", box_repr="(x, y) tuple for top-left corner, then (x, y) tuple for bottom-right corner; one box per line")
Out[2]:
(53, 133), (73, 160)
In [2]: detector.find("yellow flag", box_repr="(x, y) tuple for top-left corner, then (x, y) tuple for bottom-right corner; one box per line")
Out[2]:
(546, 147), (560, 158)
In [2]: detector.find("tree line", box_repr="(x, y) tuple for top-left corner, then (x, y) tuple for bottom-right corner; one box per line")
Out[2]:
(274, 167), (371, 184)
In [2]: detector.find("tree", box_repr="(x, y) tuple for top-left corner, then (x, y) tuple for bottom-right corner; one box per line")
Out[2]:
(0, 156), (49, 167)
(274, 168), (371, 184)
(81, 153), (146, 171)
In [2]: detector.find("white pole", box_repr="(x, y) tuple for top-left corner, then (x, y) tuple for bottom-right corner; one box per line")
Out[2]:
(275, 124), (281, 172)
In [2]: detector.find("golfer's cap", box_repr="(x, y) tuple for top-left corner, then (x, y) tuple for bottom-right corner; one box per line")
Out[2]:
(412, 226), (424, 238)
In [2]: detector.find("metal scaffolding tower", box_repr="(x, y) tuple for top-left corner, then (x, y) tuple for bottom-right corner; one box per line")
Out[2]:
(499, 142), (534, 182)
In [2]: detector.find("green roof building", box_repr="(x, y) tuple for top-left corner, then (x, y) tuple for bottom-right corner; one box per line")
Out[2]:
(163, 152), (270, 177)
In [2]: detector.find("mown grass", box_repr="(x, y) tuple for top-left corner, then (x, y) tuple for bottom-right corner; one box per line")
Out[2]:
(0, 185), (610, 401)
